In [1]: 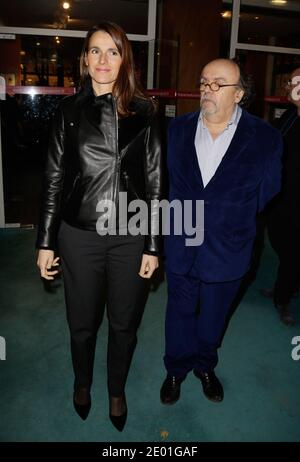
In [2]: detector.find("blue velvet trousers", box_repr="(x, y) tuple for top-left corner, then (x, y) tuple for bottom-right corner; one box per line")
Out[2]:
(164, 270), (242, 378)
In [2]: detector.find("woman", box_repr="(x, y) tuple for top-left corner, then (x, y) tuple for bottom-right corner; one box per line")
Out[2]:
(36, 22), (163, 431)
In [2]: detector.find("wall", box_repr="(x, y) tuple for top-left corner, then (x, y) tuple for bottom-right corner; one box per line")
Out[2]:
(158, 0), (222, 115)
(0, 36), (21, 85)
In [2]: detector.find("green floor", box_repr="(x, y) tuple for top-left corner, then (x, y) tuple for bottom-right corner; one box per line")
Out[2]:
(0, 228), (299, 442)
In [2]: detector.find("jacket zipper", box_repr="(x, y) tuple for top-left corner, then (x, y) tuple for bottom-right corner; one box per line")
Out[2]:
(65, 172), (80, 204)
(112, 95), (120, 211)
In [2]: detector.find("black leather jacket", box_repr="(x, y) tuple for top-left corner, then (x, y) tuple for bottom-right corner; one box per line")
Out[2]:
(36, 88), (163, 254)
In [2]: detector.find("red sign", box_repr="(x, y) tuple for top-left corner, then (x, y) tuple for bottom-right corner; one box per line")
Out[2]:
(6, 86), (76, 96)
(10, 86), (284, 102)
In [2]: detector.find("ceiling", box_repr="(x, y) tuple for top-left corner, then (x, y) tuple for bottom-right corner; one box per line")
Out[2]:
(0, 0), (149, 35)
(0, 0), (299, 45)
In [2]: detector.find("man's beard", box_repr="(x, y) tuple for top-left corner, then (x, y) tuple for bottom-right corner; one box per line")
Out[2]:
(200, 97), (217, 115)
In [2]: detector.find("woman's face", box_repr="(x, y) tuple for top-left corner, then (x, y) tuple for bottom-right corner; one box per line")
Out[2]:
(84, 30), (122, 95)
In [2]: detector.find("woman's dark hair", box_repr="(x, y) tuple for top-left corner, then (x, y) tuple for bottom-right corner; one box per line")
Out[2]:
(80, 22), (149, 115)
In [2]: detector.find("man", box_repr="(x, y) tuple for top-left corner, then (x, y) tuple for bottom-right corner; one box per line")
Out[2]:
(261, 67), (300, 326)
(161, 59), (283, 405)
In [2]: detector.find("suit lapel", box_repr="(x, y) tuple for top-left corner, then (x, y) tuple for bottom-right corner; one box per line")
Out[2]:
(204, 109), (256, 190)
(184, 110), (204, 189)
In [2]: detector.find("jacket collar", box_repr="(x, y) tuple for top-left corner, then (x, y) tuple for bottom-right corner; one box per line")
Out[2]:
(185, 109), (256, 189)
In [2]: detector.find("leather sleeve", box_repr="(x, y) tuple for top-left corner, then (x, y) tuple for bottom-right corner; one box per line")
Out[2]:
(35, 105), (65, 250)
(143, 111), (164, 255)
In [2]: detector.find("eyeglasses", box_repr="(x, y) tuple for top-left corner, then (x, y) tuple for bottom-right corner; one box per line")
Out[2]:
(200, 81), (240, 92)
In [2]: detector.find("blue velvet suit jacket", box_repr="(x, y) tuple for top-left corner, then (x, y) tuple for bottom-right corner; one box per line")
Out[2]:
(164, 108), (283, 282)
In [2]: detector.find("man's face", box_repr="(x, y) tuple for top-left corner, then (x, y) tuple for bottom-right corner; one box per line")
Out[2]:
(200, 61), (244, 120)
(287, 68), (300, 109)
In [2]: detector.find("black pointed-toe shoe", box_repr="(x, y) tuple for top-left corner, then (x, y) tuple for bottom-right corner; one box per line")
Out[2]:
(194, 370), (224, 402)
(109, 395), (128, 432)
(73, 388), (91, 420)
(109, 407), (128, 432)
(160, 375), (184, 405)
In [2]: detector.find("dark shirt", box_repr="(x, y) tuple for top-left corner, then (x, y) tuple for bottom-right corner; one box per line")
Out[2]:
(275, 106), (300, 205)
(269, 106), (300, 228)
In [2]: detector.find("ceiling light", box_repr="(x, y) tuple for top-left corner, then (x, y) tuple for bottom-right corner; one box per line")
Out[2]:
(36, 42), (40, 46)
(29, 88), (36, 99)
(270, 1), (287, 5)
(63, 2), (71, 9)
(221, 11), (232, 19)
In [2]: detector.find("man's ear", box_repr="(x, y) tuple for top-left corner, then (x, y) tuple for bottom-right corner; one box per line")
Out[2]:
(235, 89), (245, 104)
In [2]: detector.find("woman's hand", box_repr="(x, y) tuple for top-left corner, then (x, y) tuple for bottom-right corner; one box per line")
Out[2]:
(138, 254), (159, 279)
(37, 249), (60, 280)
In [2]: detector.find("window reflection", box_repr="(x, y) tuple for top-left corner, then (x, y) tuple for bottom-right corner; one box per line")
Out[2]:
(0, 35), (148, 89)
(238, 0), (300, 47)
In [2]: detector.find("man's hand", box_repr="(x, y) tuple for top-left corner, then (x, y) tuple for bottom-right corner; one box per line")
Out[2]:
(138, 254), (159, 279)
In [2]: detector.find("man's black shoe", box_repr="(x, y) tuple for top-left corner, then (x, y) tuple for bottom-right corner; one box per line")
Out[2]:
(194, 370), (224, 402)
(259, 288), (274, 299)
(160, 375), (183, 405)
(276, 304), (295, 326)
